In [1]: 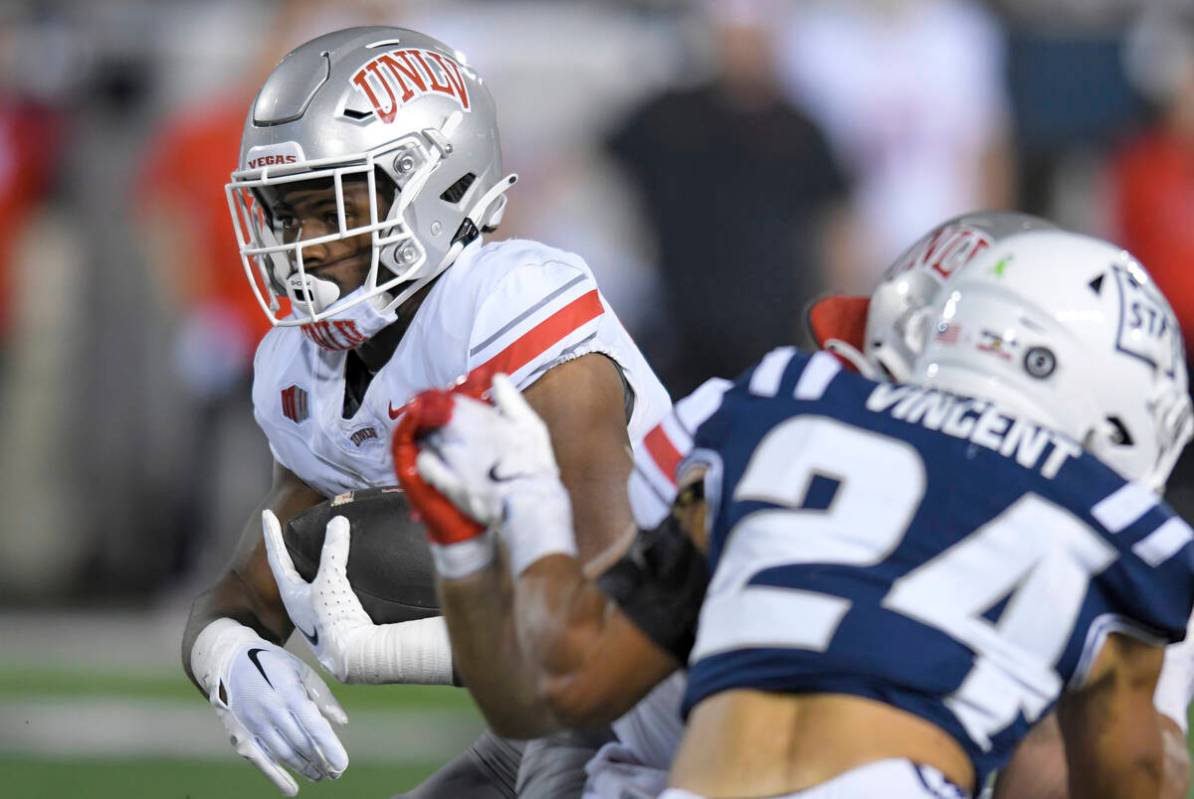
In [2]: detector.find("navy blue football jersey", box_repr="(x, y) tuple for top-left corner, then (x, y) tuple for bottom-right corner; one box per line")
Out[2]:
(681, 347), (1194, 785)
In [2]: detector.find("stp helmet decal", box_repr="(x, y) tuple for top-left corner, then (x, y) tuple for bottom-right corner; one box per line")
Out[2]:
(1109, 261), (1182, 378)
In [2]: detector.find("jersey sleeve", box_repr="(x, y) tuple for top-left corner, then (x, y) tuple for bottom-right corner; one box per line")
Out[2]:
(1087, 481), (1194, 645)
(629, 377), (732, 528)
(465, 257), (607, 390)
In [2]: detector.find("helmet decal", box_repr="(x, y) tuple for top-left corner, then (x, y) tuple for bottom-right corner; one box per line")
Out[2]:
(244, 142), (304, 171)
(909, 230), (1191, 490)
(1109, 261), (1182, 378)
(351, 48), (472, 123)
(888, 223), (993, 281)
(1023, 346), (1056, 379)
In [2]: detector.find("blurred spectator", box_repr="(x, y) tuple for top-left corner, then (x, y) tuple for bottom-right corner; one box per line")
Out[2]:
(1113, 8), (1194, 517)
(995, 1), (1144, 228)
(136, 97), (268, 581)
(779, 0), (1014, 280)
(0, 92), (59, 364)
(608, 0), (854, 396)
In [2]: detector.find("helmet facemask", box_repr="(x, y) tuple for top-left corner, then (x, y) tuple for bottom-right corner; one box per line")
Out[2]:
(227, 115), (512, 329)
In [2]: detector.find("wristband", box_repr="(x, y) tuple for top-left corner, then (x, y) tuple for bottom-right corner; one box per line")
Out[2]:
(190, 618), (262, 699)
(430, 530), (498, 579)
(502, 481), (578, 576)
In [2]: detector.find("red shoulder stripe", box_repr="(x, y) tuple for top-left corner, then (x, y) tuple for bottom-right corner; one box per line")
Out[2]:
(643, 423), (682, 486)
(473, 290), (603, 378)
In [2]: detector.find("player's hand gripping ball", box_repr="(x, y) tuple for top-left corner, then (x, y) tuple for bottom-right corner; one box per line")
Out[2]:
(280, 488), (440, 624)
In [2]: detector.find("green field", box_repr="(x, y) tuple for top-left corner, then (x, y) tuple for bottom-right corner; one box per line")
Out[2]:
(0, 666), (482, 798)
(0, 758), (436, 799)
(4, 665), (1194, 798)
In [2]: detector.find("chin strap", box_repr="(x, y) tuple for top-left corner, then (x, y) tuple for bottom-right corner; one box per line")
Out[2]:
(823, 338), (883, 380)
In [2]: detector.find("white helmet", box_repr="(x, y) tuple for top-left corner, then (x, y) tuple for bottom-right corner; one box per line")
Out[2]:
(911, 229), (1193, 491)
(812, 211), (1056, 381)
(225, 26), (516, 329)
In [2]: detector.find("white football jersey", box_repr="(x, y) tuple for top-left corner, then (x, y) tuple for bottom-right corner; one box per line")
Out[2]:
(252, 238), (672, 498)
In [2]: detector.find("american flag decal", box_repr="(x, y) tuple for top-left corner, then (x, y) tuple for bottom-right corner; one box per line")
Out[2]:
(935, 323), (961, 345)
(281, 385), (310, 424)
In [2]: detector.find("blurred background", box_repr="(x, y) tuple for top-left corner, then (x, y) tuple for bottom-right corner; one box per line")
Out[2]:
(2, 0), (1193, 795)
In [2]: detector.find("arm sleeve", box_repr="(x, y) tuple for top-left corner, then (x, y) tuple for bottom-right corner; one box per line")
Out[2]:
(597, 511), (709, 664)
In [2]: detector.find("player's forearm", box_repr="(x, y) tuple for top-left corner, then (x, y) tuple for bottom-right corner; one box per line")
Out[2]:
(183, 465), (323, 690)
(1060, 688), (1166, 799)
(1159, 714), (1190, 799)
(438, 562), (562, 738)
(997, 709), (1185, 799)
(1067, 746), (1163, 799)
(511, 553), (676, 730)
(182, 570), (294, 690)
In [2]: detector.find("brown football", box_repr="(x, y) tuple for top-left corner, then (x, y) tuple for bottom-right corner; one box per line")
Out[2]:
(284, 487), (440, 624)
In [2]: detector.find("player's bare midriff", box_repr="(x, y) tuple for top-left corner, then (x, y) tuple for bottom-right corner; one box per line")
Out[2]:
(668, 690), (975, 798)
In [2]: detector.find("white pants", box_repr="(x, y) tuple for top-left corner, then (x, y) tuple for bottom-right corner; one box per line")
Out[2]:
(583, 741), (669, 799)
(658, 759), (970, 799)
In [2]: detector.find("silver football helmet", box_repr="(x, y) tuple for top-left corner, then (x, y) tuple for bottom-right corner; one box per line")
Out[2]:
(226, 27), (516, 328)
(818, 211), (1057, 381)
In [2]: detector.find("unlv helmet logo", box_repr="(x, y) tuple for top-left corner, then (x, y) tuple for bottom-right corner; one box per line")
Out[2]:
(891, 225), (993, 281)
(351, 48), (472, 123)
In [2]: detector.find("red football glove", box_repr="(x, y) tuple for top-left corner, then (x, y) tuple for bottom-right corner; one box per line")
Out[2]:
(391, 366), (496, 550)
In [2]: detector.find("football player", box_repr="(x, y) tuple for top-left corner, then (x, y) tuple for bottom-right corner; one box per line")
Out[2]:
(393, 228), (1194, 798)
(808, 212), (1194, 799)
(181, 26), (672, 797)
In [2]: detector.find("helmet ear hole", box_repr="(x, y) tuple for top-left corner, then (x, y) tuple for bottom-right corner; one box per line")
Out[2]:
(1106, 416), (1135, 447)
(439, 173), (476, 205)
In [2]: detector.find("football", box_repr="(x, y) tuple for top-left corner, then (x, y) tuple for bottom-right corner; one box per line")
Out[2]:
(284, 487), (440, 624)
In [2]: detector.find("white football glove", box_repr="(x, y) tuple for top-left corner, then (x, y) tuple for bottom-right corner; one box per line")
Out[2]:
(416, 373), (577, 575)
(262, 511), (453, 685)
(191, 619), (349, 796)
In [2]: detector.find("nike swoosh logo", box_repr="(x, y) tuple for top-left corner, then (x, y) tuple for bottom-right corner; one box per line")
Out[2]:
(297, 624), (319, 648)
(246, 648), (274, 688)
(488, 464), (531, 483)
(388, 402), (403, 420)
